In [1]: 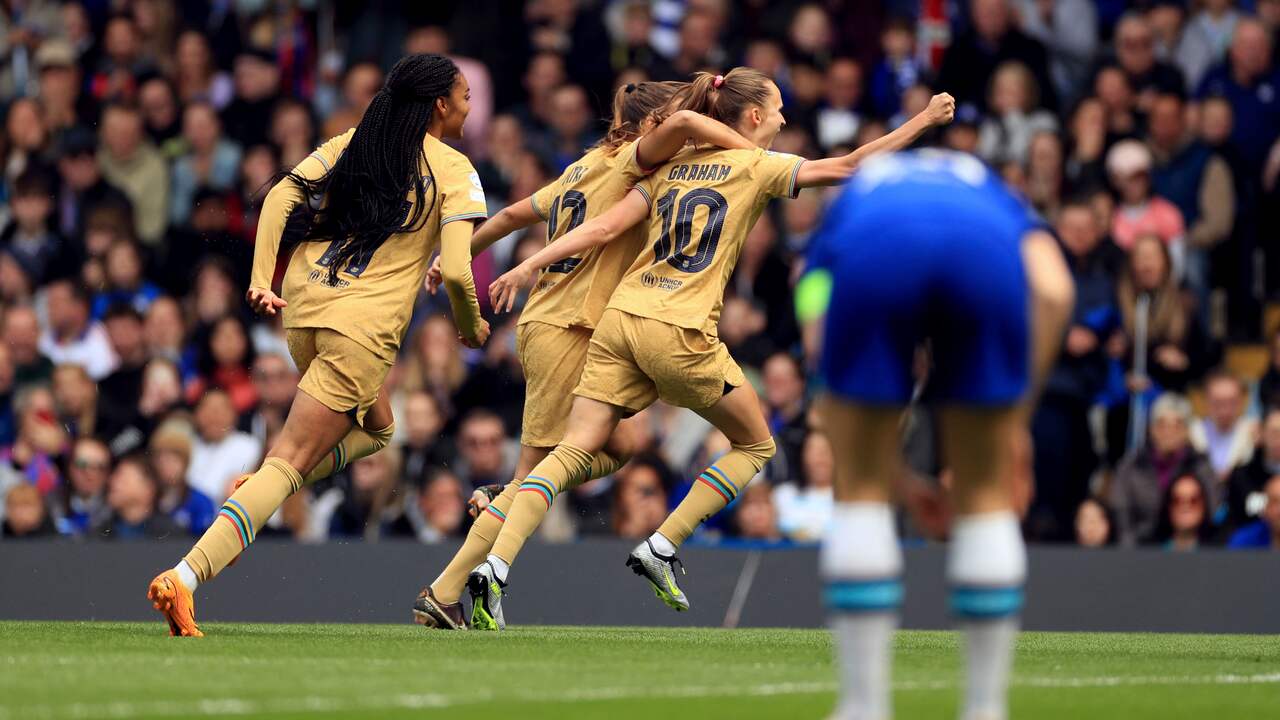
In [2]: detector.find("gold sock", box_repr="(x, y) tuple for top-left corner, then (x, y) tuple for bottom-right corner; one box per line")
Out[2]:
(489, 443), (594, 565)
(587, 450), (625, 483)
(303, 421), (395, 485)
(430, 479), (519, 604)
(183, 457), (303, 582)
(658, 437), (776, 546)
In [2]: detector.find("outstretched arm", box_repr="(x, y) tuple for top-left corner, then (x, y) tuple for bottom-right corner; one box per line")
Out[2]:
(470, 196), (544, 256)
(489, 188), (650, 312)
(795, 93), (955, 188)
(635, 109), (755, 170)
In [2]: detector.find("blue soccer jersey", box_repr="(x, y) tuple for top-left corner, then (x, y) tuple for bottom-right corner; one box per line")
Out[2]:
(800, 150), (1043, 405)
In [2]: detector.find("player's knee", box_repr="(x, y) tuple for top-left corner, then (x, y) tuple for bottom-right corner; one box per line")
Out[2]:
(605, 420), (643, 464)
(733, 436), (776, 472)
(367, 420), (395, 452)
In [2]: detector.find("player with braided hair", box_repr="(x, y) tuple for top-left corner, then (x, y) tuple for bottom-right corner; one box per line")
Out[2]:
(413, 79), (755, 631)
(146, 54), (488, 637)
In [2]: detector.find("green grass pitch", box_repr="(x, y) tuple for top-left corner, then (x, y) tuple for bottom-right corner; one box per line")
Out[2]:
(2, 622), (1277, 719)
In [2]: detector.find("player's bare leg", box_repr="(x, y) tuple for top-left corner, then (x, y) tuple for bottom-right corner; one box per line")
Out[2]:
(629, 383), (776, 611)
(819, 399), (905, 720)
(147, 391), (354, 636)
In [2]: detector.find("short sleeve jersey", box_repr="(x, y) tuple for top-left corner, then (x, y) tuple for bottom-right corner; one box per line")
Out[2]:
(280, 131), (487, 361)
(606, 147), (805, 334)
(522, 141), (649, 329)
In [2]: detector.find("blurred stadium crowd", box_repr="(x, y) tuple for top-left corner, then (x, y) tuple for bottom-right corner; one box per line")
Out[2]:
(1, 0), (1279, 552)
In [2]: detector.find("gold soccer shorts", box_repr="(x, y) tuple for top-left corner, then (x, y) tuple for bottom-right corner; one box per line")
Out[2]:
(286, 328), (391, 425)
(516, 321), (593, 448)
(574, 308), (745, 413)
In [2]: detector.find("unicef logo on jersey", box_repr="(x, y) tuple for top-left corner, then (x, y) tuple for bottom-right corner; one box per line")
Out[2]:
(641, 271), (682, 291)
(642, 272), (658, 288)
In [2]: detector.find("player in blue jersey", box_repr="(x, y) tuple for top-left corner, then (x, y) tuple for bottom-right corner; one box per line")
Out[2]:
(796, 150), (1074, 720)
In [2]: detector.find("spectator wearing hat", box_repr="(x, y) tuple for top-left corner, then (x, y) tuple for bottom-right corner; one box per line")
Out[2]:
(943, 103), (983, 155)
(91, 455), (179, 540)
(38, 278), (117, 381)
(1107, 139), (1186, 256)
(54, 125), (131, 243)
(0, 0), (64, 100)
(96, 103), (168, 245)
(0, 166), (75, 286)
(220, 49), (282, 148)
(1227, 474), (1280, 549)
(35, 38), (98, 136)
(150, 421), (215, 535)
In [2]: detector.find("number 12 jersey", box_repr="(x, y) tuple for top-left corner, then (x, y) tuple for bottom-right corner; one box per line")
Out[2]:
(609, 146), (805, 335)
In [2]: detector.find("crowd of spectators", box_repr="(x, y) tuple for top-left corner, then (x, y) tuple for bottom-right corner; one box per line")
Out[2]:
(2, 0), (1280, 553)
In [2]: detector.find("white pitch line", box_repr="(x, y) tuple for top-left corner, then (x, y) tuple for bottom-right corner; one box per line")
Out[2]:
(3, 673), (1279, 719)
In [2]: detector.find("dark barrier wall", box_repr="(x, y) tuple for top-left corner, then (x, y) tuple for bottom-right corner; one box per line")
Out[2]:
(2, 541), (1278, 633)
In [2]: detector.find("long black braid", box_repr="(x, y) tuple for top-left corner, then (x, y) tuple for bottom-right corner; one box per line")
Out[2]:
(280, 54), (460, 284)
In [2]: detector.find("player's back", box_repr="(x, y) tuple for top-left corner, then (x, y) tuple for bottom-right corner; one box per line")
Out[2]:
(283, 131), (486, 360)
(608, 145), (805, 335)
(807, 151), (1041, 406)
(522, 142), (649, 330)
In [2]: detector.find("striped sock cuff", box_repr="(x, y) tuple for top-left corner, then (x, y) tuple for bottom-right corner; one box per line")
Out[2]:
(484, 505), (507, 522)
(696, 465), (739, 502)
(218, 499), (255, 548)
(519, 476), (557, 508)
(949, 585), (1025, 619)
(824, 578), (904, 613)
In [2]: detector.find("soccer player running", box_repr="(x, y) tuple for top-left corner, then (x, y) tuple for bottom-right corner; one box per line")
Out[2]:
(796, 151), (1073, 720)
(481, 68), (954, 619)
(413, 81), (757, 631)
(146, 54), (491, 637)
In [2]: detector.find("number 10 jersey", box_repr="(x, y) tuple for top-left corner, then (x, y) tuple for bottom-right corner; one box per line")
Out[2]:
(610, 146), (805, 336)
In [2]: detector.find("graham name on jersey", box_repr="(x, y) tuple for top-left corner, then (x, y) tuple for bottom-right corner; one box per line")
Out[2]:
(667, 162), (731, 182)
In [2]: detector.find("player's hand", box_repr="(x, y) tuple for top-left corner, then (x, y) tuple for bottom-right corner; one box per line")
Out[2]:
(489, 263), (536, 313)
(424, 256), (443, 295)
(467, 484), (505, 519)
(459, 318), (491, 349)
(246, 287), (287, 316)
(925, 93), (955, 126)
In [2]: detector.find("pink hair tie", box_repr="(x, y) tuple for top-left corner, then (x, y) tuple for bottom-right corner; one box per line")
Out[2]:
(712, 74), (725, 88)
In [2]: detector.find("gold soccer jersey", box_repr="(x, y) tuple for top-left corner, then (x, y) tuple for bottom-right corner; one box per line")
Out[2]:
(607, 147), (805, 335)
(251, 130), (488, 362)
(522, 141), (649, 330)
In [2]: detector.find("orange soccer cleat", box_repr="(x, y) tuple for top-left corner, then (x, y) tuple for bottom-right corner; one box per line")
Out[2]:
(146, 569), (203, 637)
